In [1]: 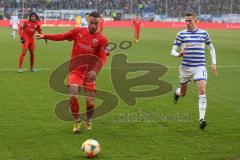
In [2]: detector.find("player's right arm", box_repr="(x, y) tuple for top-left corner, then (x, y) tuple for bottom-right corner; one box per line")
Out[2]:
(171, 32), (184, 57)
(36, 29), (75, 41)
(18, 22), (26, 43)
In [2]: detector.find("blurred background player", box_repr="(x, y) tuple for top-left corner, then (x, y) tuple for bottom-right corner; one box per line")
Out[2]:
(132, 15), (143, 42)
(171, 12), (217, 129)
(36, 12), (110, 134)
(98, 15), (104, 33)
(75, 15), (82, 27)
(18, 12), (43, 73)
(81, 13), (89, 28)
(10, 12), (19, 38)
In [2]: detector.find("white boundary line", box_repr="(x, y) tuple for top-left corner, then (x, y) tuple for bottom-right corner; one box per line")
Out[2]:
(0, 66), (240, 71)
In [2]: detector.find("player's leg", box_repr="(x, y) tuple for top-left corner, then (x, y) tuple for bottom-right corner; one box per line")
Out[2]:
(69, 84), (81, 133)
(29, 40), (37, 72)
(196, 80), (207, 129)
(85, 90), (95, 130)
(134, 28), (137, 42)
(174, 66), (191, 103)
(136, 28), (140, 42)
(84, 81), (96, 130)
(194, 67), (208, 129)
(29, 49), (37, 72)
(12, 28), (17, 38)
(18, 49), (28, 72)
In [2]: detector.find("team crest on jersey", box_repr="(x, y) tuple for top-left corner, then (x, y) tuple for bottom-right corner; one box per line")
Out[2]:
(92, 39), (99, 45)
(186, 43), (191, 48)
(78, 33), (82, 37)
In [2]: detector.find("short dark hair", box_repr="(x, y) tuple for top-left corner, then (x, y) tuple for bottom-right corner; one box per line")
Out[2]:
(89, 12), (100, 18)
(29, 12), (40, 21)
(185, 12), (197, 18)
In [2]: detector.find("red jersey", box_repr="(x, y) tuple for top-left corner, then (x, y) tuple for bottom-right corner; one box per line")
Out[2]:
(44, 28), (109, 72)
(132, 18), (142, 29)
(19, 20), (42, 39)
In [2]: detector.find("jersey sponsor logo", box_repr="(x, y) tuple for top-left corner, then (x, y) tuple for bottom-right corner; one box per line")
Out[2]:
(184, 43), (204, 48)
(78, 42), (95, 53)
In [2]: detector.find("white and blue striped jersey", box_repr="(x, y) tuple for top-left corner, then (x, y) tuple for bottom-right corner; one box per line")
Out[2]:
(173, 29), (211, 67)
(10, 15), (19, 26)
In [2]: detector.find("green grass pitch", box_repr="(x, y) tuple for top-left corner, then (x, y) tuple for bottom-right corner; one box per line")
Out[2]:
(0, 26), (240, 160)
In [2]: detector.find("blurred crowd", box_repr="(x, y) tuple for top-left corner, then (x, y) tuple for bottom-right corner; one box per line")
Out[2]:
(0, 0), (239, 16)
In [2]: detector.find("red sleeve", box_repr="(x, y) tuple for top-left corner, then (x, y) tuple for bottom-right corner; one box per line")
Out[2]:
(92, 37), (109, 73)
(99, 37), (109, 65)
(44, 29), (76, 41)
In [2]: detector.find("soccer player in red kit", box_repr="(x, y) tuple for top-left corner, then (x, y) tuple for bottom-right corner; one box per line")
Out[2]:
(132, 16), (143, 42)
(98, 15), (104, 33)
(36, 12), (109, 133)
(18, 13), (42, 73)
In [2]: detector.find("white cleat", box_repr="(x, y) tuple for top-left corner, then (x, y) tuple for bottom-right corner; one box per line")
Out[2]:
(31, 68), (38, 72)
(17, 68), (23, 73)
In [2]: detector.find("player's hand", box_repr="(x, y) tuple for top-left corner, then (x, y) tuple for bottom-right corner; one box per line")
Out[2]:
(211, 64), (218, 76)
(35, 34), (44, 40)
(178, 52), (184, 57)
(20, 37), (25, 44)
(178, 48), (185, 57)
(86, 70), (96, 81)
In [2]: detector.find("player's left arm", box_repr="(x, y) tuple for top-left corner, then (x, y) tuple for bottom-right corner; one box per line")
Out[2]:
(205, 32), (217, 76)
(36, 23), (43, 34)
(87, 38), (110, 81)
(207, 43), (217, 76)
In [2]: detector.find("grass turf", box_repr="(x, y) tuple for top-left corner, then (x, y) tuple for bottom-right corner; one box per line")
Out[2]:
(0, 26), (240, 160)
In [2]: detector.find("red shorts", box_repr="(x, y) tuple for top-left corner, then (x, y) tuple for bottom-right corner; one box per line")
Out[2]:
(22, 37), (35, 50)
(68, 70), (96, 92)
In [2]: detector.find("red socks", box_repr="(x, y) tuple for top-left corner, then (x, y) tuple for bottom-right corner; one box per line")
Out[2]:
(18, 51), (35, 69)
(18, 52), (26, 68)
(30, 52), (34, 69)
(70, 96), (80, 121)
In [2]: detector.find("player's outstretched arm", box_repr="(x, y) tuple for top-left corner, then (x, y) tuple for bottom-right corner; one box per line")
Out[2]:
(36, 33), (70, 41)
(207, 43), (217, 76)
(36, 30), (74, 41)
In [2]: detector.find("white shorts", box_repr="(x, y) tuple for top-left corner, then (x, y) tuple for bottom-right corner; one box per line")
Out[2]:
(12, 25), (18, 30)
(179, 65), (207, 84)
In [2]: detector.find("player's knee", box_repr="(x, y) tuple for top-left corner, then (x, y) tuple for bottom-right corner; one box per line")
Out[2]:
(22, 50), (27, 54)
(181, 91), (187, 97)
(180, 86), (187, 96)
(86, 100), (94, 108)
(199, 89), (206, 95)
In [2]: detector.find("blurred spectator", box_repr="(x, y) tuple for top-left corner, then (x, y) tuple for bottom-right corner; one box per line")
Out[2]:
(0, 0), (239, 16)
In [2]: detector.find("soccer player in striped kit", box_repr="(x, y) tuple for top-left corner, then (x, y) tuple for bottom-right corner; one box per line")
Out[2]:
(171, 12), (217, 129)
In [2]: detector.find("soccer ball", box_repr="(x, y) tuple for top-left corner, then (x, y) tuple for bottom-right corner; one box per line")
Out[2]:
(81, 139), (101, 158)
